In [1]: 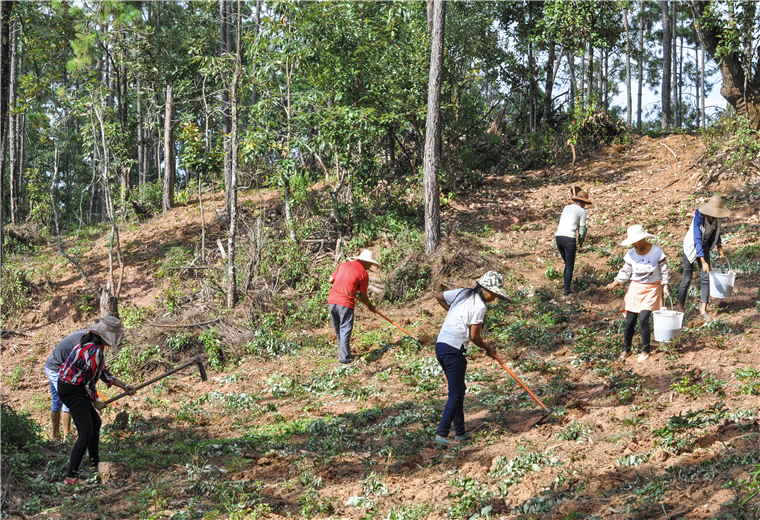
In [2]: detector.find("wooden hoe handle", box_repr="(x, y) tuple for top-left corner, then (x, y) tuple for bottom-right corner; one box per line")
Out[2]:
(493, 354), (550, 412)
(104, 356), (206, 405)
(374, 310), (419, 342)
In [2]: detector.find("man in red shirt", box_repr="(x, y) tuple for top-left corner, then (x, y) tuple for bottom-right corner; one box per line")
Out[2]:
(328, 250), (380, 363)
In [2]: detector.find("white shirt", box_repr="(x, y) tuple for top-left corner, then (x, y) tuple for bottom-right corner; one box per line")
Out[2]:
(614, 245), (671, 284)
(436, 289), (487, 349)
(555, 204), (587, 238)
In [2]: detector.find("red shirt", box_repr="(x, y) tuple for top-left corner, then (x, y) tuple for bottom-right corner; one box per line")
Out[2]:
(328, 261), (369, 309)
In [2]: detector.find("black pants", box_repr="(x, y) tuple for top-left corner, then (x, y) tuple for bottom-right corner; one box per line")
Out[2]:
(624, 310), (652, 353)
(678, 250), (710, 304)
(556, 236), (577, 296)
(58, 381), (101, 478)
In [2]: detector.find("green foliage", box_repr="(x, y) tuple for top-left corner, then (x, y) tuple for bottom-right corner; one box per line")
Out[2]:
(447, 475), (494, 520)
(652, 402), (728, 454)
(0, 403), (42, 452)
(670, 368), (727, 399)
(167, 332), (193, 353)
(703, 116), (760, 176)
(199, 328), (224, 370)
(556, 420), (590, 442)
(0, 263), (33, 328)
(544, 266), (561, 280)
(735, 367), (760, 396)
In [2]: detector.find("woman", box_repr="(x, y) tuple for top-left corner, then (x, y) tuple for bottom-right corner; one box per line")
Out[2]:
(433, 271), (507, 447)
(676, 194), (731, 320)
(606, 225), (670, 363)
(57, 317), (135, 484)
(555, 187), (592, 297)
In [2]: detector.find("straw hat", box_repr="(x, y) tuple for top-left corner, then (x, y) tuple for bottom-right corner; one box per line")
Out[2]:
(476, 271), (509, 300)
(621, 225), (655, 246)
(88, 315), (125, 348)
(571, 190), (592, 205)
(699, 194), (731, 218)
(349, 250), (380, 268)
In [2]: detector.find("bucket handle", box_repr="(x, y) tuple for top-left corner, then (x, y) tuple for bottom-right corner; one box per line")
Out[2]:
(713, 255), (732, 273)
(662, 290), (674, 312)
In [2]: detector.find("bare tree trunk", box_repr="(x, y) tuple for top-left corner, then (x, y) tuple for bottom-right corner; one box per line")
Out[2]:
(137, 79), (145, 193)
(162, 84), (175, 213)
(678, 21), (684, 127)
(227, 0), (243, 309)
(282, 9), (297, 242)
(637, 0), (644, 130)
(579, 52), (585, 109)
(569, 51), (576, 114)
(700, 41), (706, 128)
(8, 15), (19, 223)
(0, 1), (15, 279)
(118, 40), (129, 214)
(543, 41), (557, 123)
(423, 0), (445, 254)
(661, 0), (672, 129)
(586, 42), (593, 105)
(672, 1), (678, 127)
(221, 0), (232, 211)
(624, 10), (632, 126)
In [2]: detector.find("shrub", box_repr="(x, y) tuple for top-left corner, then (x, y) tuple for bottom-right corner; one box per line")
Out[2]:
(199, 328), (224, 370)
(1, 403), (42, 452)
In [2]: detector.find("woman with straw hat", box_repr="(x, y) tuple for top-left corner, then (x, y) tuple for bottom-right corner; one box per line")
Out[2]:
(433, 271), (507, 447)
(676, 194), (731, 320)
(605, 225), (671, 363)
(555, 187), (592, 297)
(57, 317), (135, 484)
(327, 249), (380, 364)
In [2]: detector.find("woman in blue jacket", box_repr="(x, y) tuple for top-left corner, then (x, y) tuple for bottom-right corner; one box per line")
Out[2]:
(676, 195), (731, 320)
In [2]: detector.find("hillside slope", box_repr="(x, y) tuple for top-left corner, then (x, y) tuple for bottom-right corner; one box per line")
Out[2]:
(3, 133), (760, 520)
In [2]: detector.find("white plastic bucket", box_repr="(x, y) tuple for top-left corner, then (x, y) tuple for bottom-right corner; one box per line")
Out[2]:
(709, 258), (735, 299)
(653, 310), (684, 343)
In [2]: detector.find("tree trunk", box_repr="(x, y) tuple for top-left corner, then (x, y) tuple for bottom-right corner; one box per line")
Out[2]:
(586, 42), (593, 105)
(221, 0), (232, 212)
(672, 1), (678, 127)
(8, 15), (19, 223)
(137, 79), (145, 192)
(423, 0), (445, 255)
(637, 0), (644, 130)
(690, 0), (760, 129)
(569, 51), (576, 114)
(700, 41), (706, 128)
(0, 1), (15, 278)
(162, 84), (175, 213)
(118, 40), (129, 214)
(661, 0), (672, 129)
(227, 0), (242, 309)
(543, 40), (557, 123)
(624, 10), (632, 126)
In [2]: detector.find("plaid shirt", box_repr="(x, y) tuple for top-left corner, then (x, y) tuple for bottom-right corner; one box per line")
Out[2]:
(58, 342), (116, 401)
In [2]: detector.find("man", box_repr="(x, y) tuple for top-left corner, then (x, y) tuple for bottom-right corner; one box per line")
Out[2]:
(327, 250), (380, 364)
(44, 316), (122, 441)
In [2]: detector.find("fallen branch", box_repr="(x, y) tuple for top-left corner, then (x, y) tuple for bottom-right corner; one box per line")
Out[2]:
(659, 142), (678, 162)
(150, 318), (220, 328)
(98, 482), (138, 501)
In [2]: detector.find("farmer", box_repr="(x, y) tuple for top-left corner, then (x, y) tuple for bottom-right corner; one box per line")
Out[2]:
(675, 194), (731, 320)
(57, 317), (135, 484)
(433, 271), (507, 447)
(555, 186), (592, 297)
(605, 225), (670, 363)
(327, 249), (380, 364)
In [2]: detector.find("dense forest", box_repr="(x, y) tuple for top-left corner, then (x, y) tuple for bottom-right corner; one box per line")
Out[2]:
(3, 2), (760, 519)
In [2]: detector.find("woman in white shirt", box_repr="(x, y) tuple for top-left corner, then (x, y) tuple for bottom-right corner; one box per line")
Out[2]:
(432, 271), (507, 447)
(605, 225), (670, 363)
(555, 187), (592, 296)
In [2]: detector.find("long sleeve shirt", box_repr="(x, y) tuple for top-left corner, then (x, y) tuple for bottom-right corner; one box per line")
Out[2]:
(683, 210), (722, 262)
(614, 245), (671, 285)
(58, 341), (116, 400)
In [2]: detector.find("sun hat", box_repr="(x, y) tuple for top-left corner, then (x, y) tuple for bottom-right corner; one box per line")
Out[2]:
(621, 225), (655, 246)
(88, 316), (125, 348)
(476, 271), (509, 300)
(349, 249), (380, 268)
(698, 194), (731, 218)
(571, 190), (592, 205)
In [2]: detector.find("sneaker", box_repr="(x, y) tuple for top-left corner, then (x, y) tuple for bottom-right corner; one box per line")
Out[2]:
(64, 477), (79, 485)
(637, 352), (650, 363)
(454, 432), (472, 441)
(434, 435), (460, 447)
(619, 351), (632, 362)
(338, 357), (354, 364)
(701, 312), (712, 322)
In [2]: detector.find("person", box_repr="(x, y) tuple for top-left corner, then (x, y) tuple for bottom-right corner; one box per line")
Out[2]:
(676, 194), (731, 320)
(555, 187), (592, 297)
(605, 225), (670, 363)
(433, 271), (507, 447)
(327, 249), (380, 364)
(57, 317), (135, 484)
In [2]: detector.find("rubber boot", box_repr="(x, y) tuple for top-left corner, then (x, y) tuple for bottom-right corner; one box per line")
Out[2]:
(62, 411), (72, 441)
(51, 411), (62, 441)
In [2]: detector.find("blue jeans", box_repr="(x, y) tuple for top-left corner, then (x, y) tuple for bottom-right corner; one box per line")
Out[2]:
(45, 366), (70, 413)
(436, 342), (467, 437)
(329, 304), (355, 363)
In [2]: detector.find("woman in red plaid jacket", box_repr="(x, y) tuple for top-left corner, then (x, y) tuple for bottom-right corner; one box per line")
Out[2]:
(57, 317), (135, 484)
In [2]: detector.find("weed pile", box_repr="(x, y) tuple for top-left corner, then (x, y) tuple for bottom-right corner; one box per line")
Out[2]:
(701, 115), (760, 181)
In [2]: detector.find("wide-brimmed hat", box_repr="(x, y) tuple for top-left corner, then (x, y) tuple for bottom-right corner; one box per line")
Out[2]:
(571, 190), (592, 205)
(621, 225), (655, 246)
(476, 271), (509, 300)
(349, 250), (380, 268)
(699, 194), (731, 218)
(88, 316), (125, 348)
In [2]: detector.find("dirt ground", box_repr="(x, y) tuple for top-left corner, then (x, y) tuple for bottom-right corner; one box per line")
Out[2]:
(3, 133), (760, 519)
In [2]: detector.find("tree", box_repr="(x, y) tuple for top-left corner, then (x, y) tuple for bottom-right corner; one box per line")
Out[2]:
(162, 84), (175, 213)
(690, 0), (760, 129)
(0, 1), (16, 279)
(227, 0), (242, 309)
(423, 0), (445, 255)
(661, 1), (672, 128)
